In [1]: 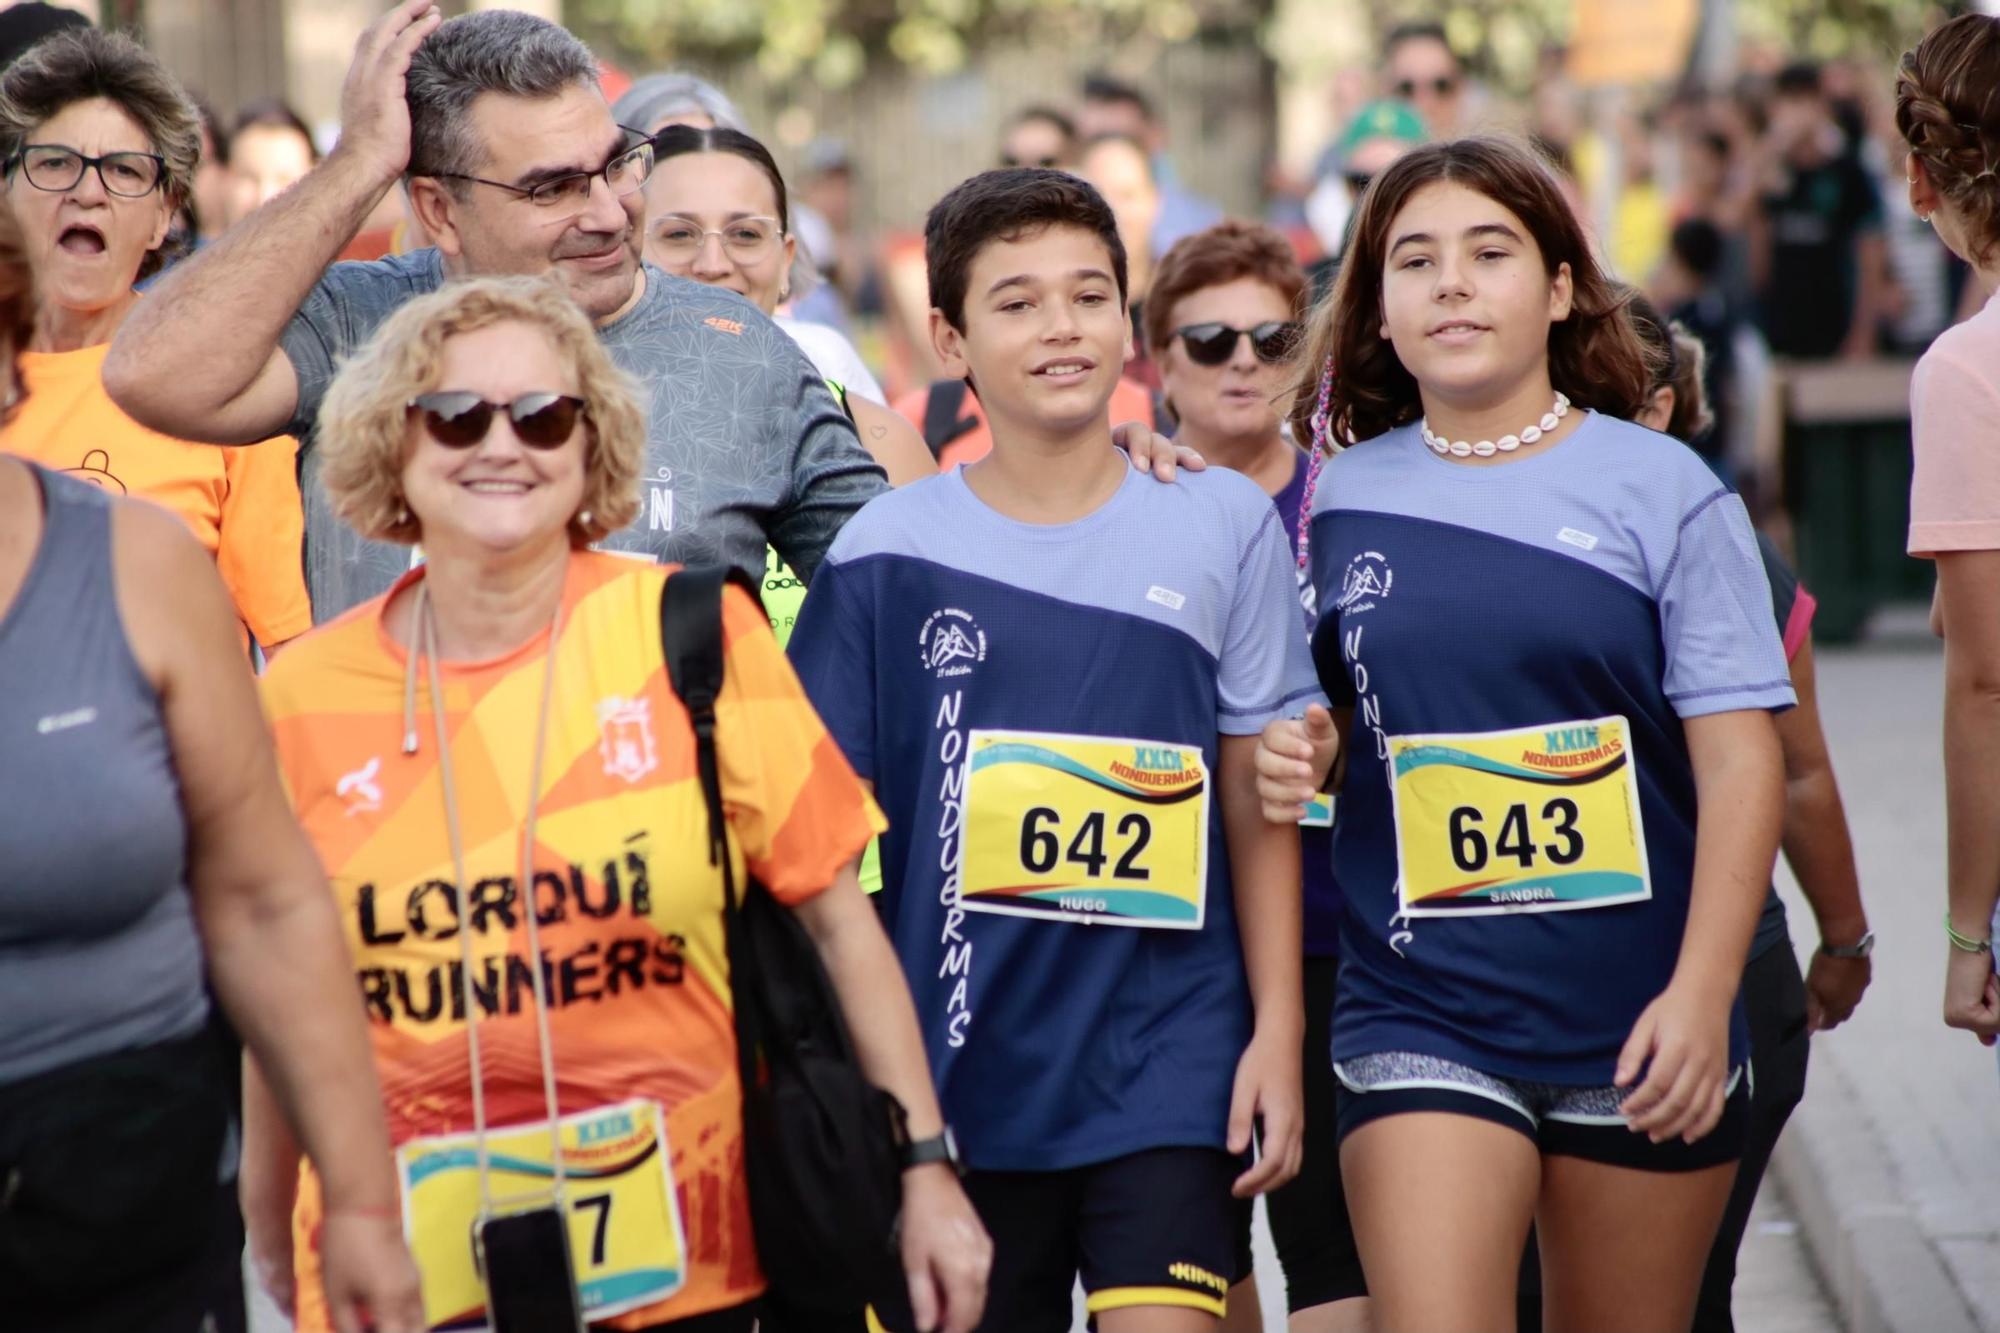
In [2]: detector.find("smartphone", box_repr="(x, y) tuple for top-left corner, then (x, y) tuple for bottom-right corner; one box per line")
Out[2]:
(476, 1205), (584, 1333)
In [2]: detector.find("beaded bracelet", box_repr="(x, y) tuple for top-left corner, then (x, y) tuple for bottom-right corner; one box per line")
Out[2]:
(1944, 911), (1993, 954)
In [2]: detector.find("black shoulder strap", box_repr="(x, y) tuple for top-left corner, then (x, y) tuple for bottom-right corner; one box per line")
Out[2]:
(659, 565), (763, 886)
(920, 378), (976, 459)
(661, 564), (767, 1090)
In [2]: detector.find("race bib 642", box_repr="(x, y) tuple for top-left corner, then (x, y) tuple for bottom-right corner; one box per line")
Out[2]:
(960, 729), (1209, 929)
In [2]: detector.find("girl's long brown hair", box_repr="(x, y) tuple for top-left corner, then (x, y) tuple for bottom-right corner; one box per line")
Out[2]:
(1288, 135), (1649, 449)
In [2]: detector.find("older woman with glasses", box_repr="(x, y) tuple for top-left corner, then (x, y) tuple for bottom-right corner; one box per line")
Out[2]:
(242, 274), (990, 1333)
(0, 28), (309, 654)
(1147, 221), (1373, 1332)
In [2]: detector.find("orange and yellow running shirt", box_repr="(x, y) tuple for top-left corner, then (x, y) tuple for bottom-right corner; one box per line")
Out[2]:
(259, 551), (884, 1328)
(7, 342), (310, 647)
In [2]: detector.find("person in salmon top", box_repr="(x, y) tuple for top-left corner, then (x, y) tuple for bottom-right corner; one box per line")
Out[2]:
(0, 28), (308, 652)
(245, 275), (990, 1333)
(1898, 13), (2000, 1047)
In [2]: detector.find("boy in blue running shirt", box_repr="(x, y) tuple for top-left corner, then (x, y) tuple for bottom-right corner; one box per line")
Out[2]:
(790, 168), (1320, 1331)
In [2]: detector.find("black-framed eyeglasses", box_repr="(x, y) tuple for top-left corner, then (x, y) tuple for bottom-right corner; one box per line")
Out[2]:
(427, 132), (654, 211)
(407, 392), (587, 448)
(8, 144), (165, 197)
(1394, 77), (1459, 98)
(1173, 321), (1303, 367)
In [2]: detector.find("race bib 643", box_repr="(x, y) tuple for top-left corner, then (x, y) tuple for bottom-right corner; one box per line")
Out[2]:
(1387, 716), (1651, 917)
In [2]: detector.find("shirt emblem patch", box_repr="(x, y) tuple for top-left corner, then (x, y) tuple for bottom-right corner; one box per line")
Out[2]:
(597, 697), (659, 783)
(336, 756), (384, 815)
(919, 608), (987, 679)
(1337, 551), (1393, 613)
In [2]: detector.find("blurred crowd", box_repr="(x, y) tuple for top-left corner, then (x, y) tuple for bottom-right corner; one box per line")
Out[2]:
(735, 22), (1979, 511)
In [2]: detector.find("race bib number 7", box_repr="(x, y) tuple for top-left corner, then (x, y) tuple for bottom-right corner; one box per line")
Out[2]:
(396, 1099), (687, 1329)
(1387, 716), (1651, 917)
(960, 729), (1210, 929)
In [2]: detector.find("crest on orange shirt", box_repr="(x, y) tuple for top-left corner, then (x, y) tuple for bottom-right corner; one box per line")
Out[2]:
(597, 696), (658, 784)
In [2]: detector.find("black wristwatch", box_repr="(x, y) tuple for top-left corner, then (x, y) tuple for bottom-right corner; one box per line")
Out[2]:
(902, 1126), (963, 1175)
(1819, 930), (1875, 960)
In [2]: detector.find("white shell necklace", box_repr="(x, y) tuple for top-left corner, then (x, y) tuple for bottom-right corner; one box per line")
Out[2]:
(1422, 392), (1571, 458)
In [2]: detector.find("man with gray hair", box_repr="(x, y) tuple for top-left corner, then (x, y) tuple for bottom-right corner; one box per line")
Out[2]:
(105, 1), (883, 617)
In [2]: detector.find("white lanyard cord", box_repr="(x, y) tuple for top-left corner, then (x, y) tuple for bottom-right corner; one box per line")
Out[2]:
(417, 582), (570, 1215)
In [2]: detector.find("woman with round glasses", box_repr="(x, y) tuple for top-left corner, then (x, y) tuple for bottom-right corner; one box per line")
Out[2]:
(1147, 221), (1370, 1332)
(0, 28), (309, 654)
(243, 275), (991, 1333)
(641, 125), (933, 490)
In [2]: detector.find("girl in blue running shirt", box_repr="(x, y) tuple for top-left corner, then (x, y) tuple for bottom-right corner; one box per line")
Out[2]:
(1254, 136), (1793, 1333)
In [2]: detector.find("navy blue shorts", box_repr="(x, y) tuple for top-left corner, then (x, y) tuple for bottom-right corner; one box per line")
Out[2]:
(869, 1146), (1242, 1331)
(1334, 1051), (1749, 1173)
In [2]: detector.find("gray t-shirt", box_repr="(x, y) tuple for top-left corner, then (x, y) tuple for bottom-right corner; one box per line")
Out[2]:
(280, 249), (888, 618)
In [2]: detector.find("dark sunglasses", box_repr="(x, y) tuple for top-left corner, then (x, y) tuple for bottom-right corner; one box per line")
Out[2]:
(408, 391), (586, 448)
(1173, 321), (1304, 367)
(1395, 76), (1458, 98)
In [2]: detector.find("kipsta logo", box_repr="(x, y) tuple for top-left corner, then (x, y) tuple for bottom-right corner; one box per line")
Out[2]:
(918, 608), (987, 678)
(1337, 551), (1393, 613)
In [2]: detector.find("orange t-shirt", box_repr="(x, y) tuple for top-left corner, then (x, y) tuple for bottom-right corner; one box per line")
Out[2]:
(259, 552), (884, 1328)
(892, 377), (1161, 470)
(7, 342), (310, 646)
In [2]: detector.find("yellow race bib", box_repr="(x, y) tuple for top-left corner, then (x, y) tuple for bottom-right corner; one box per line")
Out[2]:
(396, 1100), (687, 1329)
(1387, 716), (1651, 917)
(961, 729), (1209, 929)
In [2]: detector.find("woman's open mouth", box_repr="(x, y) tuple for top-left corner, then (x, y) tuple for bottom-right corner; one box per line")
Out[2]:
(56, 223), (106, 257)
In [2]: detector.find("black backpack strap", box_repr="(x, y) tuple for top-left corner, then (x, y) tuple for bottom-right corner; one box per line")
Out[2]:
(661, 566), (732, 875)
(920, 378), (977, 459)
(661, 564), (766, 1086)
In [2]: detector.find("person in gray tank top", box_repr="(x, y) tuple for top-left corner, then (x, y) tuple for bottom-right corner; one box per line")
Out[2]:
(0, 468), (210, 1081)
(0, 181), (422, 1329)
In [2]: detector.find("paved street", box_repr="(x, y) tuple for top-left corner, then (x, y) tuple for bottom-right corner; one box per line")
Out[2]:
(1064, 1180), (1835, 1332)
(258, 640), (2000, 1333)
(1769, 632), (2000, 1333)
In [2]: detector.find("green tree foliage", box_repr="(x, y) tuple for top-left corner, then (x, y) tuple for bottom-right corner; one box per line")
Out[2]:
(570, 0), (1255, 87)
(1738, 0), (1946, 62)
(571, 0), (1943, 93)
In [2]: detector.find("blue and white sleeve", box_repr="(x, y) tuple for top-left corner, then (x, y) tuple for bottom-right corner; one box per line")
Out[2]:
(786, 555), (880, 781)
(1659, 489), (1796, 718)
(1218, 505), (1330, 735)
